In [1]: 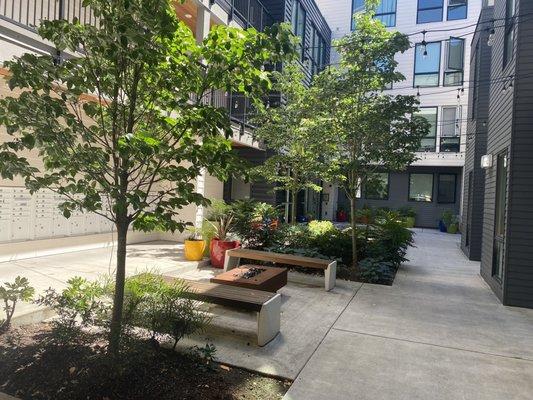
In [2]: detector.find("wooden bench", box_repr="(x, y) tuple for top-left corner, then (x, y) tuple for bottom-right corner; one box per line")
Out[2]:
(223, 248), (337, 291)
(163, 276), (281, 347)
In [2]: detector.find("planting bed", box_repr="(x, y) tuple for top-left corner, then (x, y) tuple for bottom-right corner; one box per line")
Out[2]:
(0, 324), (290, 400)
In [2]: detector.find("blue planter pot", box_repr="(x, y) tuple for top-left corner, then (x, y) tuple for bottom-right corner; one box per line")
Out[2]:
(438, 220), (447, 233)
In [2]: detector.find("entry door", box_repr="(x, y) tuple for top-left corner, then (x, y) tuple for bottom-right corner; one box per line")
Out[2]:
(492, 151), (508, 280)
(465, 171), (473, 247)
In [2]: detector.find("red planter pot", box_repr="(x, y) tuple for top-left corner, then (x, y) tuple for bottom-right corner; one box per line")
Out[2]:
(336, 210), (348, 222)
(209, 238), (240, 269)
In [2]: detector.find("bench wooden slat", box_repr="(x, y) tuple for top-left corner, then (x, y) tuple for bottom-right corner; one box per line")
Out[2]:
(227, 248), (331, 269)
(162, 276), (275, 312)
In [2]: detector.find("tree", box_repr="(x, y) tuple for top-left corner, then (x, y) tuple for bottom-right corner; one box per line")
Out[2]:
(316, 2), (429, 272)
(252, 64), (336, 224)
(0, 0), (294, 354)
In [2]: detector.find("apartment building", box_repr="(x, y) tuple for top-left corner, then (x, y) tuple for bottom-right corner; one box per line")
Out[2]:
(0, 0), (330, 257)
(224, 0), (332, 222)
(462, 0), (533, 309)
(316, 0), (482, 227)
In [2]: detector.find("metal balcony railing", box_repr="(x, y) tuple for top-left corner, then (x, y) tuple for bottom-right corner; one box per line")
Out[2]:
(0, 0), (97, 31)
(211, 0), (275, 32)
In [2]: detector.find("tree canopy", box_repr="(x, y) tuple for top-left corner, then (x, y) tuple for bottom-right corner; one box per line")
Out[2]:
(0, 0), (294, 353)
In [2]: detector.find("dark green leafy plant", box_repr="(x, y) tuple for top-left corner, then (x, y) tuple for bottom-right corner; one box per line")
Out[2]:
(359, 258), (395, 284)
(231, 199), (282, 249)
(0, 276), (35, 333)
(123, 274), (210, 350)
(36, 277), (109, 343)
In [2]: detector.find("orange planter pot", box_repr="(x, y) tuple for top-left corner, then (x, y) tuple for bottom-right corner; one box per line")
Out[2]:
(209, 238), (240, 269)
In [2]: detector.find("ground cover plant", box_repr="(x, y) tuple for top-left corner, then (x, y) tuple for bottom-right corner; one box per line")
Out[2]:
(0, 274), (290, 399)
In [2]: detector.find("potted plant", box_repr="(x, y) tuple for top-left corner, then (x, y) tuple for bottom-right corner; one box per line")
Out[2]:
(183, 228), (206, 261)
(447, 215), (459, 234)
(440, 210), (454, 233)
(206, 200), (240, 268)
(336, 206), (348, 222)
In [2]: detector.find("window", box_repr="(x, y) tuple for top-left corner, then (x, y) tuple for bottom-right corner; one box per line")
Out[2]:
(440, 106), (461, 152)
(365, 173), (390, 200)
(437, 174), (456, 203)
(409, 173), (434, 202)
(415, 107), (438, 152)
(292, 0), (306, 60)
(417, 0), (444, 24)
(444, 38), (464, 86)
(352, 0), (397, 30)
(492, 151), (508, 279)
(471, 43), (480, 120)
(414, 42), (441, 87)
(310, 26), (325, 76)
(375, 0), (397, 27)
(447, 0), (467, 20)
(503, 0), (516, 68)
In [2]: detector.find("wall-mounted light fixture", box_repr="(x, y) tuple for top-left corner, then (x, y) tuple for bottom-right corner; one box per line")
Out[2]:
(481, 154), (493, 169)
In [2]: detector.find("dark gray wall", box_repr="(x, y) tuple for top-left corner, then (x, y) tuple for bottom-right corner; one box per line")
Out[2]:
(337, 167), (462, 228)
(461, 7), (493, 261)
(479, 0), (533, 308)
(504, 0), (533, 308)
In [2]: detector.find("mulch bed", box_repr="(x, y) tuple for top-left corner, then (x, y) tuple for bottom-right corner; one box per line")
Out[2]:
(0, 324), (290, 400)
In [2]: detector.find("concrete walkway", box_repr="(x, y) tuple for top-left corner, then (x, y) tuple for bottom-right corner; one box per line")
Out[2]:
(284, 229), (533, 400)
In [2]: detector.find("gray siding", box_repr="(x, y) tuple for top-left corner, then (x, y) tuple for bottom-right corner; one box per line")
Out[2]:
(505, 0), (533, 308)
(479, 0), (516, 303)
(337, 167), (462, 229)
(461, 7), (493, 261)
(478, 0), (533, 308)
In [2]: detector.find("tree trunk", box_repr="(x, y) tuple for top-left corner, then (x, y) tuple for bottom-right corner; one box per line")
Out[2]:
(291, 190), (298, 224)
(350, 196), (358, 274)
(108, 218), (129, 356)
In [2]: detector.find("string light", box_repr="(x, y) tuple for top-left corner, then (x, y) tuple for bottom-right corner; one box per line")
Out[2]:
(487, 27), (496, 46)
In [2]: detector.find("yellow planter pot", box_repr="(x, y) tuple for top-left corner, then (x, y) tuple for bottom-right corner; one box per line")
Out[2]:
(184, 240), (206, 261)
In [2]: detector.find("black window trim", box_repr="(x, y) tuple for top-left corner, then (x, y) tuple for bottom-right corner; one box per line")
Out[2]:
(443, 37), (465, 87)
(437, 173), (457, 204)
(351, 0), (398, 30)
(503, 0), (516, 69)
(417, 0), (444, 24)
(446, 0), (468, 21)
(413, 41), (442, 88)
(416, 106), (438, 152)
(408, 173), (435, 203)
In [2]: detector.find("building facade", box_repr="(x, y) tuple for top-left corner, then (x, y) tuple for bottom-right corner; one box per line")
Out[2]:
(222, 0), (332, 222)
(0, 0), (322, 257)
(316, 0), (482, 227)
(462, 0), (533, 309)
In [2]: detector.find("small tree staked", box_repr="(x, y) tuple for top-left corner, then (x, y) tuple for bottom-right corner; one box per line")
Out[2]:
(0, 0), (293, 354)
(316, 4), (429, 273)
(252, 64), (336, 224)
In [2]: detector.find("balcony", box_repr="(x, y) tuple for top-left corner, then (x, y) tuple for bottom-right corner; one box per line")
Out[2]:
(0, 0), (96, 31)
(211, 0), (275, 32)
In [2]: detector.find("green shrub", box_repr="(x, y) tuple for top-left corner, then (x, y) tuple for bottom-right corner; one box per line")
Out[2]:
(123, 274), (210, 349)
(230, 199), (281, 249)
(307, 220), (335, 236)
(359, 258), (395, 283)
(397, 206), (416, 218)
(0, 276), (34, 333)
(36, 277), (109, 342)
(367, 214), (414, 267)
(441, 209), (454, 228)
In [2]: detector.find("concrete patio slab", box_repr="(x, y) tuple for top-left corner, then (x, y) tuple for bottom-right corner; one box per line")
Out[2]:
(285, 329), (533, 400)
(334, 283), (533, 360)
(173, 271), (362, 379)
(285, 230), (533, 399)
(1, 241), (205, 323)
